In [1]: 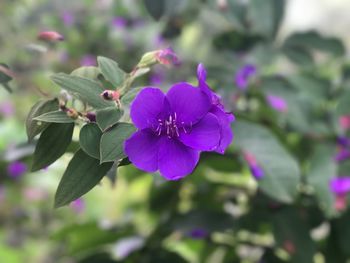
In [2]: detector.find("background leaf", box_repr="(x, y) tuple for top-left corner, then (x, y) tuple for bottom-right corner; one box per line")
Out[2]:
(233, 120), (300, 203)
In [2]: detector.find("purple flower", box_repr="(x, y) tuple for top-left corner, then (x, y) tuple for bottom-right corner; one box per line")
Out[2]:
(334, 147), (350, 162)
(0, 101), (15, 117)
(188, 228), (209, 239)
(337, 136), (350, 147)
(38, 31), (64, 42)
(234, 64), (257, 89)
(61, 11), (75, 27)
(70, 198), (85, 214)
(330, 177), (350, 195)
(197, 64), (235, 154)
(7, 161), (27, 178)
(124, 66), (232, 180)
(339, 115), (350, 130)
(112, 17), (127, 29)
(266, 95), (288, 112)
(80, 54), (96, 66)
(243, 152), (264, 179)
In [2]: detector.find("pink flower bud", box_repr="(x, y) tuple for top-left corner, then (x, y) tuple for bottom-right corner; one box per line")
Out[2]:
(38, 31), (64, 42)
(155, 48), (180, 66)
(101, 90), (120, 101)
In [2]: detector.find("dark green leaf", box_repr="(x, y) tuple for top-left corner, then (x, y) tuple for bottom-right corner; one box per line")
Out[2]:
(250, 0), (285, 38)
(51, 73), (113, 109)
(34, 110), (75, 123)
(71, 66), (101, 80)
(143, 0), (166, 20)
(233, 120), (300, 203)
(100, 123), (136, 163)
(79, 123), (102, 159)
(97, 56), (125, 88)
(284, 31), (345, 57)
(0, 63), (13, 83)
(283, 46), (314, 67)
(307, 144), (337, 217)
(273, 208), (316, 263)
(213, 31), (263, 52)
(96, 107), (123, 131)
(26, 98), (59, 141)
(54, 149), (113, 208)
(32, 123), (74, 171)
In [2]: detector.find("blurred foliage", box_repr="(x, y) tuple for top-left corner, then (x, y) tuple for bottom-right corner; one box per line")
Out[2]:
(1, 0), (350, 263)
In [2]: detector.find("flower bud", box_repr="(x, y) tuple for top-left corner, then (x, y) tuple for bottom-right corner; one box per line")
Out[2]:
(100, 90), (120, 101)
(38, 31), (64, 42)
(85, 112), (96, 122)
(66, 108), (79, 119)
(137, 48), (180, 68)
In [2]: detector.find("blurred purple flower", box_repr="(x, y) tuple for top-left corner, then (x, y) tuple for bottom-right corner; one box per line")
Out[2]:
(189, 228), (208, 239)
(61, 11), (75, 26)
(149, 67), (165, 85)
(197, 64), (235, 154)
(154, 34), (166, 48)
(70, 198), (85, 214)
(337, 136), (350, 148)
(7, 161), (27, 178)
(330, 177), (350, 195)
(235, 64), (257, 89)
(114, 237), (144, 259)
(112, 17), (127, 29)
(334, 147), (350, 162)
(80, 54), (96, 66)
(266, 95), (288, 112)
(243, 152), (264, 179)
(0, 101), (15, 117)
(23, 187), (48, 201)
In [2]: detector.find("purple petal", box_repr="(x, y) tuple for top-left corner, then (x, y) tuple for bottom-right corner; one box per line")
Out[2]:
(235, 64), (257, 89)
(166, 83), (211, 125)
(266, 95), (288, 112)
(124, 129), (160, 172)
(330, 177), (350, 195)
(179, 113), (220, 151)
(158, 137), (199, 180)
(250, 165), (264, 179)
(210, 107), (234, 154)
(7, 161), (27, 178)
(130, 87), (167, 129)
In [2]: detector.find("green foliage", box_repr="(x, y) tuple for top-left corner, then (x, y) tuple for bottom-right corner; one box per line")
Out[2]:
(34, 110), (75, 123)
(234, 121), (300, 203)
(54, 149), (113, 208)
(97, 56), (126, 88)
(96, 107), (123, 131)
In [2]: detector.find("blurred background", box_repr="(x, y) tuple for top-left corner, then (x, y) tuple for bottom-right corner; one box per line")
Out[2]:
(1, 0), (350, 262)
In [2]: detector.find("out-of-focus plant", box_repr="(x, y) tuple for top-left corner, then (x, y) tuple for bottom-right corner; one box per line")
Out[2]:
(2, 0), (350, 262)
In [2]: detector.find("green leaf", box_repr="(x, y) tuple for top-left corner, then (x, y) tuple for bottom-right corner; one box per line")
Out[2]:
(250, 0), (285, 38)
(26, 98), (59, 141)
(71, 66), (101, 80)
(284, 30), (345, 57)
(54, 149), (113, 208)
(100, 123), (136, 163)
(79, 123), (102, 159)
(97, 56), (125, 88)
(34, 110), (75, 123)
(0, 63), (13, 83)
(273, 208), (316, 263)
(96, 107), (123, 131)
(32, 123), (74, 171)
(337, 89), (350, 115)
(51, 73), (113, 109)
(121, 87), (142, 105)
(307, 144), (337, 217)
(283, 46), (314, 67)
(233, 120), (300, 203)
(143, 0), (166, 20)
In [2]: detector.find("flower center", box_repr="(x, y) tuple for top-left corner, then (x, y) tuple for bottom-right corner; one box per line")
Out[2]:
(155, 113), (180, 138)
